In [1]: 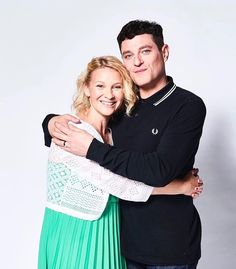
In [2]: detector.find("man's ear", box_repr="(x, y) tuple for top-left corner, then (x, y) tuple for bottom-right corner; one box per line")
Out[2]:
(162, 44), (169, 62)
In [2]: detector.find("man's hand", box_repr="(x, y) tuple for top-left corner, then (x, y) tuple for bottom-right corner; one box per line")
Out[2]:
(52, 122), (94, 157)
(48, 114), (80, 137)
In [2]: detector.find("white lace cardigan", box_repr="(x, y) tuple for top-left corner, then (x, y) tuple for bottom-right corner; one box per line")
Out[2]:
(46, 120), (153, 220)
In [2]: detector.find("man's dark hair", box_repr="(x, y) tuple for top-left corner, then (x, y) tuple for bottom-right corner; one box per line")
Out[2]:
(117, 20), (164, 51)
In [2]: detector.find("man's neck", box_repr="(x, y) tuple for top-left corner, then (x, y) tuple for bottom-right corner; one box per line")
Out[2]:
(139, 76), (168, 99)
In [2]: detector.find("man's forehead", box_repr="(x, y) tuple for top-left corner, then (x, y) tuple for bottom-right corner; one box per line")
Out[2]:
(121, 34), (155, 53)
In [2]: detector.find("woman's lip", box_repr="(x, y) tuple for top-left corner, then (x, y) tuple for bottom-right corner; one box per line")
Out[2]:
(100, 100), (116, 106)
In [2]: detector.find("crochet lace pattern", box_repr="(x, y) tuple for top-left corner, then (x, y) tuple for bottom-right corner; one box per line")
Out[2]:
(46, 120), (153, 220)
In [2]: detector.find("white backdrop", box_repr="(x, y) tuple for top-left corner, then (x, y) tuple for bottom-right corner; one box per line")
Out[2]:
(0, 1), (235, 268)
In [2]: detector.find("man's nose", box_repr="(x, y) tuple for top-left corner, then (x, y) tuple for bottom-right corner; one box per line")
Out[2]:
(133, 55), (143, 66)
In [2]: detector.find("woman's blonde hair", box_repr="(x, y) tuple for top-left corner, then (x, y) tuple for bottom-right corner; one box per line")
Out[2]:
(73, 56), (136, 116)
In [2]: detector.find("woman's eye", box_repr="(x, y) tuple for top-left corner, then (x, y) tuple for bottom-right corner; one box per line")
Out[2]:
(114, 85), (122, 89)
(96, 84), (103, 88)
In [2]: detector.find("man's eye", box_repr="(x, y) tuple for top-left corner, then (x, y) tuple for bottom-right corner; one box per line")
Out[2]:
(124, 54), (132, 60)
(142, 49), (151, 55)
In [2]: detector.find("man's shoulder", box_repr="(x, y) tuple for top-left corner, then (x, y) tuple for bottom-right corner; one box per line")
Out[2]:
(172, 86), (206, 118)
(174, 86), (205, 105)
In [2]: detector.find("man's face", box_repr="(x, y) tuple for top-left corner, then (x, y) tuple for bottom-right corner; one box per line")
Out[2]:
(121, 34), (168, 93)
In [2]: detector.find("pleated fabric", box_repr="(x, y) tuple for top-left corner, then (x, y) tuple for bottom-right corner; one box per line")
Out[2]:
(38, 196), (126, 269)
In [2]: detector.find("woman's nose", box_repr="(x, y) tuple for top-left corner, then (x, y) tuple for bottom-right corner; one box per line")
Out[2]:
(104, 88), (114, 99)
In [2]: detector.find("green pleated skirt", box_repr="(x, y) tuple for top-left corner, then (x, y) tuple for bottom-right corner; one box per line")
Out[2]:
(38, 196), (126, 269)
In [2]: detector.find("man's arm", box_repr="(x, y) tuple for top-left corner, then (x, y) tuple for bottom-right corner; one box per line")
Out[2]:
(86, 100), (206, 186)
(42, 114), (57, 146)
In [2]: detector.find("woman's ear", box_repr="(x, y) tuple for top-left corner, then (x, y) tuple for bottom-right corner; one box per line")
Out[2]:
(84, 86), (90, 97)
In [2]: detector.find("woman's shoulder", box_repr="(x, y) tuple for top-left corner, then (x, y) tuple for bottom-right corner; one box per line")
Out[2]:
(70, 119), (104, 143)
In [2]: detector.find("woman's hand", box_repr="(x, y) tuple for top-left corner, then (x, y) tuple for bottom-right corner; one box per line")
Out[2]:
(151, 168), (203, 198)
(181, 168), (203, 198)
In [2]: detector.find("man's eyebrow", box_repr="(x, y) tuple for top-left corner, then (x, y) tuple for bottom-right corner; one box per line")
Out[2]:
(139, 45), (153, 50)
(121, 50), (132, 56)
(122, 45), (153, 55)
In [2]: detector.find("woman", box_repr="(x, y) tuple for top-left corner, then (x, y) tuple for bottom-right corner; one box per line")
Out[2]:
(38, 56), (202, 269)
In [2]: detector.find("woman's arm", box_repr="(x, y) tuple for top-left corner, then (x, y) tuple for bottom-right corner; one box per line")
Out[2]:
(152, 169), (203, 198)
(46, 117), (203, 201)
(50, 143), (203, 203)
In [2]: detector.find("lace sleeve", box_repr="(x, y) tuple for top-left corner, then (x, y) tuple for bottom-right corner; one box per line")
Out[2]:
(50, 143), (153, 202)
(49, 121), (153, 202)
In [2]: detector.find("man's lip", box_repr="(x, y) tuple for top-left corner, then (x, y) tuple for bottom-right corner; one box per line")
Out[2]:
(133, 68), (147, 73)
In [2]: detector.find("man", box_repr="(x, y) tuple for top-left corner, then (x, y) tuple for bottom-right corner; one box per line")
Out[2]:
(43, 20), (206, 268)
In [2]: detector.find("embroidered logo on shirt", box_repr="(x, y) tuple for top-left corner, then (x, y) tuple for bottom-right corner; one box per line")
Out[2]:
(152, 128), (159, 135)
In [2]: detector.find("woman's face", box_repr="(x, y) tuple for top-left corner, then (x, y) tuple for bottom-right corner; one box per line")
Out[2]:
(86, 67), (124, 118)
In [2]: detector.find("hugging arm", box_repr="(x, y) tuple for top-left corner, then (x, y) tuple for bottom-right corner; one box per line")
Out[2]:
(50, 142), (202, 203)
(42, 99), (206, 190)
(78, 160), (203, 199)
(42, 114), (57, 147)
(86, 100), (206, 187)
(42, 114), (80, 147)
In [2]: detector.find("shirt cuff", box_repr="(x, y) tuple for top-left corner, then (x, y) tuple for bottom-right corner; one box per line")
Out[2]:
(42, 114), (58, 147)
